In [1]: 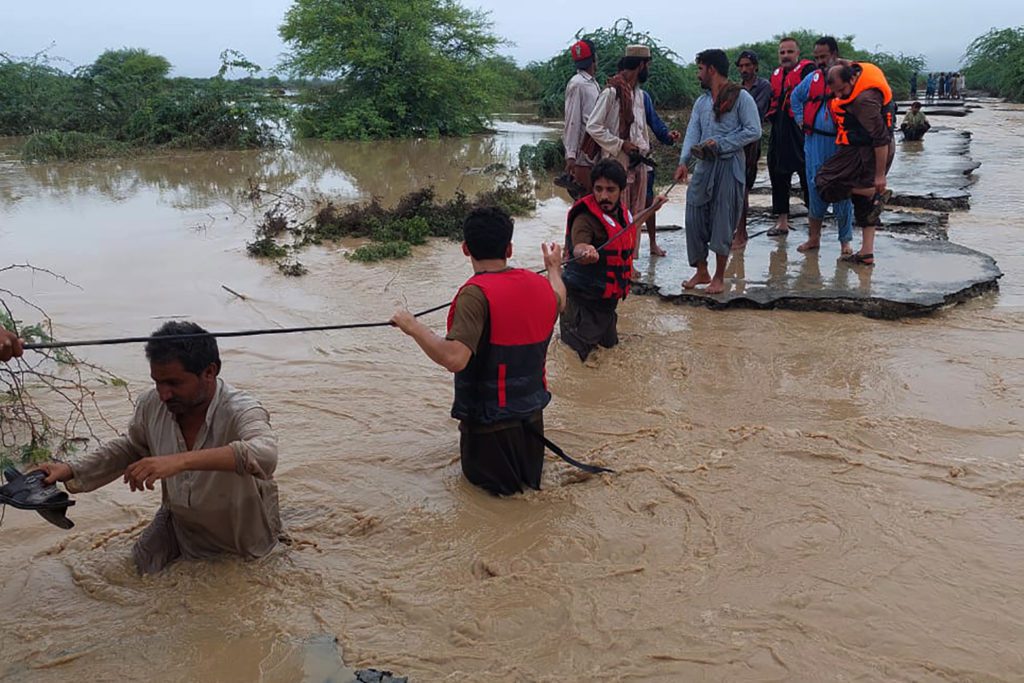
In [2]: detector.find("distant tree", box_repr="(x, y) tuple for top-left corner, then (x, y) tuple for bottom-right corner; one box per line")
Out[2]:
(527, 19), (699, 118)
(962, 27), (1024, 101)
(279, 0), (506, 139)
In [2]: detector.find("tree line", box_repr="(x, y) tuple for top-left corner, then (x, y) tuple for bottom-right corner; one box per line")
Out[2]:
(0, 0), (1016, 157)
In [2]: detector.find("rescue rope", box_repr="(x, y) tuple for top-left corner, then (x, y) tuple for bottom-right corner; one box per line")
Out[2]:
(22, 184), (678, 352)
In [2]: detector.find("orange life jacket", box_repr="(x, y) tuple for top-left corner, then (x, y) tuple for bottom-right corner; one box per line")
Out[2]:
(767, 59), (814, 120)
(830, 62), (896, 146)
(563, 194), (635, 301)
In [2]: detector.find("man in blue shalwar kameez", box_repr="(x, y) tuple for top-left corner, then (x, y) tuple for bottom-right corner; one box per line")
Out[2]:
(790, 36), (854, 256)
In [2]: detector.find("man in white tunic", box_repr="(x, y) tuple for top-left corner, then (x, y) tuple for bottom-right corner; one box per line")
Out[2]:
(562, 38), (602, 196)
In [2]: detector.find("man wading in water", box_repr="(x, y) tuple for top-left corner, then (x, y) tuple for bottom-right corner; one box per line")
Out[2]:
(36, 322), (283, 574)
(391, 207), (566, 495)
(561, 159), (668, 361)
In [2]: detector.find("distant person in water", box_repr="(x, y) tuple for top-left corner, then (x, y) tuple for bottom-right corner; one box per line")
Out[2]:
(815, 62), (897, 267)
(391, 207), (565, 495)
(734, 49), (772, 250)
(0, 327), (24, 362)
(900, 102), (931, 141)
(674, 49), (761, 294)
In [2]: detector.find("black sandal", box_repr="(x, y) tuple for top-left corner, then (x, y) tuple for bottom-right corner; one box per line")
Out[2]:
(840, 252), (874, 266)
(0, 467), (76, 529)
(865, 189), (892, 225)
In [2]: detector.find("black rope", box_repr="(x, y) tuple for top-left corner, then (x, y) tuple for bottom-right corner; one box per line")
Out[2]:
(21, 184), (678, 352)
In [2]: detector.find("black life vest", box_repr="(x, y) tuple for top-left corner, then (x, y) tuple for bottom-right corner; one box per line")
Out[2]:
(563, 194), (635, 301)
(767, 59), (814, 120)
(447, 269), (558, 425)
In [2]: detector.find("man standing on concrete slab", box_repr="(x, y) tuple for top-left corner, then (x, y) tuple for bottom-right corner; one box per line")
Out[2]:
(586, 45), (653, 226)
(765, 37), (815, 237)
(562, 39), (602, 197)
(816, 62), (897, 266)
(674, 49), (762, 294)
(790, 36), (854, 256)
(734, 50), (772, 250)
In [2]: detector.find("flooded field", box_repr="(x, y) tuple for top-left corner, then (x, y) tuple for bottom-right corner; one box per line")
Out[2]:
(1, 104), (1023, 682)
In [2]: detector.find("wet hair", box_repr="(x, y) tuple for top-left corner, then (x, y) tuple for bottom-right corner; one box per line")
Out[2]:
(829, 64), (856, 85)
(463, 206), (514, 260)
(145, 321), (221, 375)
(696, 49), (729, 78)
(815, 36), (839, 55)
(779, 36), (800, 48)
(735, 49), (759, 66)
(590, 158), (627, 190)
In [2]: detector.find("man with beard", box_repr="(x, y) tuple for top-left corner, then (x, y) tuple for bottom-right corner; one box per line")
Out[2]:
(765, 37), (815, 237)
(36, 321), (282, 574)
(815, 62), (897, 266)
(790, 36), (854, 255)
(734, 50), (772, 249)
(561, 159), (668, 361)
(674, 49), (762, 294)
(586, 45), (654, 231)
(562, 38), (602, 196)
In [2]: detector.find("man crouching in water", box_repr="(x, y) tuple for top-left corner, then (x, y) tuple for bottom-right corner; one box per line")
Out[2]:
(391, 207), (566, 495)
(561, 158), (667, 361)
(36, 322), (282, 574)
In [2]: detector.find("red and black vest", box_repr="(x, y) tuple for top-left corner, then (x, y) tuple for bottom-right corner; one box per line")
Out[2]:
(767, 59), (815, 120)
(447, 269), (558, 425)
(802, 69), (835, 136)
(563, 194), (635, 301)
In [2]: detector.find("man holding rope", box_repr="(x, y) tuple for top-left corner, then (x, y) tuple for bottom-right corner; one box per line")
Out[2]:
(34, 321), (282, 574)
(391, 207), (567, 495)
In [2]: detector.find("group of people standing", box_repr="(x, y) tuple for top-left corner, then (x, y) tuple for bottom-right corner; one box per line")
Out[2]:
(919, 71), (965, 101)
(563, 36), (898, 288)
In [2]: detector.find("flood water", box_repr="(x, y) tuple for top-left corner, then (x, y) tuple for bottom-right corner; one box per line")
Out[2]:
(1, 105), (1023, 682)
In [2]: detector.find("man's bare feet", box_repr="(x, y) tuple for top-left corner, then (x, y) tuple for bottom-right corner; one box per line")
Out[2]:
(705, 278), (726, 295)
(650, 244), (667, 257)
(731, 234), (748, 250)
(797, 240), (820, 253)
(683, 271), (712, 289)
(841, 242), (853, 256)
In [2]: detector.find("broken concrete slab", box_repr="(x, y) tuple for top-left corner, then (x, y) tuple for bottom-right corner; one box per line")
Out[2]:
(632, 229), (1001, 319)
(747, 208), (949, 241)
(750, 127), (978, 211)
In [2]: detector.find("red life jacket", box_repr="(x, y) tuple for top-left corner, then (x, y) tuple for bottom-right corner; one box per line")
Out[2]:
(562, 194), (635, 300)
(767, 59), (814, 120)
(802, 69), (835, 136)
(447, 269), (558, 424)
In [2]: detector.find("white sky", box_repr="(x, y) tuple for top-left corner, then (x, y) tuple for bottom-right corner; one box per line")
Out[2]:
(4, 1), (1022, 76)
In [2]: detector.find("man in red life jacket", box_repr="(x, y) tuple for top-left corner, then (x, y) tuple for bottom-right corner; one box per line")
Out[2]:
(390, 207), (566, 495)
(765, 37), (815, 237)
(561, 158), (667, 361)
(815, 62), (897, 266)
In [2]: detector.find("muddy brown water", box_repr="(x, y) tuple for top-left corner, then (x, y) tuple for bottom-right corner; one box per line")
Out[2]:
(0, 108), (1022, 682)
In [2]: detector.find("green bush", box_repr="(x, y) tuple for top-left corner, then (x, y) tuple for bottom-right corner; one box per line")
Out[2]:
(526, 19), (699, 118)
(962, 27), (1024, 101)
(519, 139), (566, 171)
(21, 131), (128, 162)
(347, 241), (414, 262)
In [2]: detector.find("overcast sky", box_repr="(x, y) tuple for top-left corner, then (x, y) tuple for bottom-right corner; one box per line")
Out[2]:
(5, 1), (1022, 77)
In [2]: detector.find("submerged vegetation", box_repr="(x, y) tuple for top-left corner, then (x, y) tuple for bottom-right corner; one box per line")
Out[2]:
(962, 27), (1024, 101)
(1, 48), (286, 161)
(244, 176), (535, 272)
